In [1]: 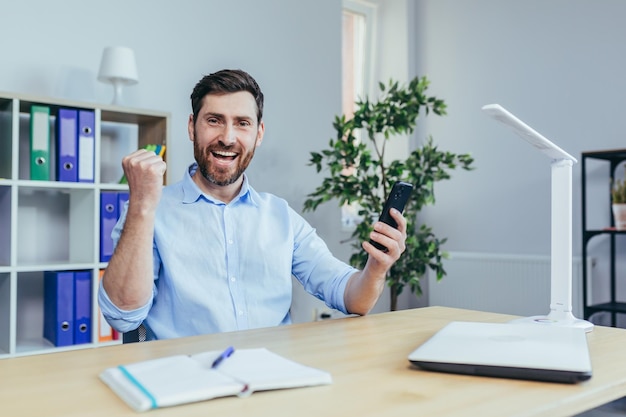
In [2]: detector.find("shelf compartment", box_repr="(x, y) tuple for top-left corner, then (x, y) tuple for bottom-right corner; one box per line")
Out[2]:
(0, 98), (13, 180)
(100, 120), (138, 184)
(15, 271), (49, 354)
(17, 187), (95, 266)
(100, 109), (168, 150)
(0, 272), (11, 355)
(0, 186), (10, 266)
(15, 270), (98, 355)
(99, 110), (168, 185)
(16, 101), (102, 184)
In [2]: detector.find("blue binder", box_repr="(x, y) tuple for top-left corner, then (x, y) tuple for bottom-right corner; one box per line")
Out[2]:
(73, 270), (92, 344)
(43, 271), (74, 347)
(100, 192), (119, 262)
(78, 110), (95, 183)
(56, 108), (78, 182)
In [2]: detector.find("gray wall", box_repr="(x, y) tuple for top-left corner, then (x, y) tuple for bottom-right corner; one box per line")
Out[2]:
(412, 0), (626, 254)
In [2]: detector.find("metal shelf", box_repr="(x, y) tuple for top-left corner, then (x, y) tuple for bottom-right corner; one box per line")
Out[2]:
(581, 150), (626, 325)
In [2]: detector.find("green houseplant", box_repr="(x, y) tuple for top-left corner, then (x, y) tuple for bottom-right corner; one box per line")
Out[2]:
(612, 173), (626, 204)
(303, 76), (475, 311)
(612, 172), (626, 230)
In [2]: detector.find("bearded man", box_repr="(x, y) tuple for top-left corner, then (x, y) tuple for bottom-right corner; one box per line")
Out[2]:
(99, 69), (407, 340)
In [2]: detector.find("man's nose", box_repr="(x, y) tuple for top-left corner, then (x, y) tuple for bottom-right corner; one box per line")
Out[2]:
(220, 124), (236, 145)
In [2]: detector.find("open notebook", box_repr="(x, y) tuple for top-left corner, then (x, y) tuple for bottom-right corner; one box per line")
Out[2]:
(408, 321), (592, 384)
(100, 348), (332, 412)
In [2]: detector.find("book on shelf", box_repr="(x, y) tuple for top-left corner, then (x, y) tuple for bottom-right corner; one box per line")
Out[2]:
(30, 105), (51, 181)
(77, 110), (95, 183)
(99, 347), (332, 412)
(99, 191), (126, 262)
(55, 108), (79, 182)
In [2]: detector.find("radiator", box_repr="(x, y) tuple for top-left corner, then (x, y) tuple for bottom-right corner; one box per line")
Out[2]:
(428, 252), (585, 317)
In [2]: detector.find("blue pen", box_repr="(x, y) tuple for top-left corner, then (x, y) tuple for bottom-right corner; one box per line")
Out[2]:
(211, 346), (235, 368)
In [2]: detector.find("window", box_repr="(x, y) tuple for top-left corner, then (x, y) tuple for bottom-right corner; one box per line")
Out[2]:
(341, 1), (376, 230)
(342, 1), (376, 118)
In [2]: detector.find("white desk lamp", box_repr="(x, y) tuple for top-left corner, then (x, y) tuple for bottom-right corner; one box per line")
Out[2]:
(482, 104), (594, 332)
(97, 46), (138, 105)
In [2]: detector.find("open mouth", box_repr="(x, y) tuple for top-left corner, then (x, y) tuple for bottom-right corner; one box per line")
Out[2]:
(211, 150), (238, 161)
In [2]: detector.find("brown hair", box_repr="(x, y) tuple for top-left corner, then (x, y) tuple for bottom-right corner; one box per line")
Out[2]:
(190, 69), (264, 123)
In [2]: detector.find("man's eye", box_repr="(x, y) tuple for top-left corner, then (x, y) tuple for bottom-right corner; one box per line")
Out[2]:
(239, 120), (251, 127)
(207, 118), (219, 124)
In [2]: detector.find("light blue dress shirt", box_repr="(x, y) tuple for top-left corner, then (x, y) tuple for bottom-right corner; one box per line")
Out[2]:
(99, 163), (356, 340)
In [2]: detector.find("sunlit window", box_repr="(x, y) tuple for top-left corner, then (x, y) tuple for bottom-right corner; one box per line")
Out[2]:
(342, 9), (364, 120)
(341, 1), (376, 230)
(342, 0), (375, 118)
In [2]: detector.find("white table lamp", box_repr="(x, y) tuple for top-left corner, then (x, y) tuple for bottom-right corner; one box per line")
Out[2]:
(98, 46), (138, 105)
(482, 104), (594, 332)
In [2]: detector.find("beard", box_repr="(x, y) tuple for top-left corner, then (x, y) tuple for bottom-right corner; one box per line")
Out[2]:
(193, 135), (257, 187)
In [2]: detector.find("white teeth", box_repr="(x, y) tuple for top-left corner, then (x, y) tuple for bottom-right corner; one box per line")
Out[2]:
(214, 151), (236, 157)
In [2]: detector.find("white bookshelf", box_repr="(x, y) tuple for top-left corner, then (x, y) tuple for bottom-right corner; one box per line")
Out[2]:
(0, 92), (169, 358)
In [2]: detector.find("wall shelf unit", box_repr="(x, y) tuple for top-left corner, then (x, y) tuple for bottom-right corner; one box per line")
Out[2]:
(0, 91), (169, 358)
(581, 149), (626, 326)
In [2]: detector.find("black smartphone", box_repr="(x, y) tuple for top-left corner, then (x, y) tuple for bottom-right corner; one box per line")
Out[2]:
(369, 181), (413, 252)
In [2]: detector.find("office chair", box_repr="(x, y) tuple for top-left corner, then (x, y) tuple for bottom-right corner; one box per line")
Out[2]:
(123, 324), (147, 343)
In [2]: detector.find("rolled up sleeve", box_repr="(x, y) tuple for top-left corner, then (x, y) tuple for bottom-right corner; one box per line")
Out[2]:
(98, 279), (153, 333)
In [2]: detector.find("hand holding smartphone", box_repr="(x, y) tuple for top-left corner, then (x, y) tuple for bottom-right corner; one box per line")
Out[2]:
(369, 181), (413, 252)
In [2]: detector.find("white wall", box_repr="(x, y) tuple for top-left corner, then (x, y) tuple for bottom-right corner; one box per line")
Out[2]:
(0, 0), (348, 323)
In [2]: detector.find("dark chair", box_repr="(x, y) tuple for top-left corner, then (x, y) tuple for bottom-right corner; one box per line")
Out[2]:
(123, 324), (147, 343)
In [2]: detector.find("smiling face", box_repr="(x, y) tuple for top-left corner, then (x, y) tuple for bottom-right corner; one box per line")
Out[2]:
(188, 91), (264, 199)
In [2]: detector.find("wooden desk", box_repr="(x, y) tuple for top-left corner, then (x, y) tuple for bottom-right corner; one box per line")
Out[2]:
(1, 306), (625, 417)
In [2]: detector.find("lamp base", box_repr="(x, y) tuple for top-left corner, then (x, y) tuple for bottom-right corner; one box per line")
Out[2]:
(509, 311), (594, 332)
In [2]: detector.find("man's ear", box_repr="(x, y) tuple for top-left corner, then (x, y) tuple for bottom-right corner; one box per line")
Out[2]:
(255, 121), (265, 147)
(187, 114), (195, 142)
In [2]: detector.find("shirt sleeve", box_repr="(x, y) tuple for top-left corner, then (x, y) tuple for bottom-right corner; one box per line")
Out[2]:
(290, 208), (357, 314)
(98, 279), (153, 333)
(97, 201), (159, 333)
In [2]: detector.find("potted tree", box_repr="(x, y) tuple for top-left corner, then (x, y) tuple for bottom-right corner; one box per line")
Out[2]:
(612, 172), (626, 230)
(303, 76), (475, 311)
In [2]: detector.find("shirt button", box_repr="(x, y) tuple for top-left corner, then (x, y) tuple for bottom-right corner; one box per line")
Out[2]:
(230, 277), (236, 282)
(238, 310), (244, 316)
(228, 239), (233, 244)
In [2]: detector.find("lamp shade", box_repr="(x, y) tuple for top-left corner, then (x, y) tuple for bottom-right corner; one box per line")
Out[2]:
(98, 46), (138, 85)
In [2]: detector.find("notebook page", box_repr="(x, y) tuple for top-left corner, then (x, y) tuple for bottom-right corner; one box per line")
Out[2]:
(191, 348), (332, 393)
(100, 355), (243, 411)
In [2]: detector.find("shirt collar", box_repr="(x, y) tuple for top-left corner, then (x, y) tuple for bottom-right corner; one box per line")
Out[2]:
(181, 163), (257, 206)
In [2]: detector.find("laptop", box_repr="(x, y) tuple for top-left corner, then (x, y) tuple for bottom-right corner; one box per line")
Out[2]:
(408, 321), (592, 384)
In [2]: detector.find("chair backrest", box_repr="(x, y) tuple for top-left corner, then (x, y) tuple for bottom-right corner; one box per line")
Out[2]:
(123, 324), (147, 343)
